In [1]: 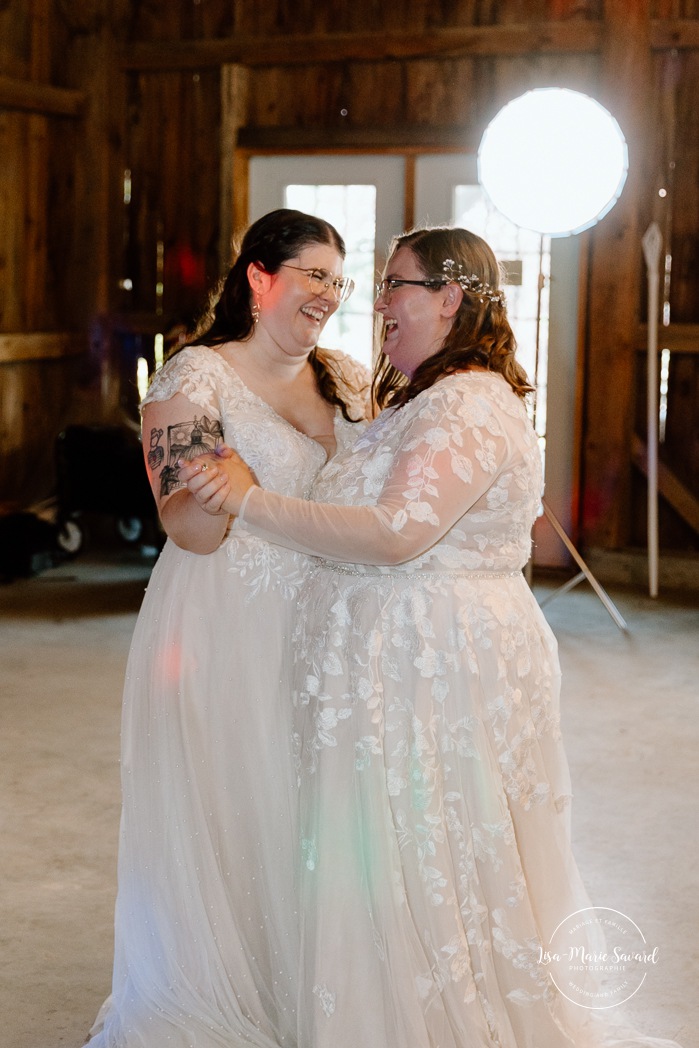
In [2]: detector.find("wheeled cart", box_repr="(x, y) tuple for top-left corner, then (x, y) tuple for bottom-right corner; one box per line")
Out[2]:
(55, 424), (160, 554)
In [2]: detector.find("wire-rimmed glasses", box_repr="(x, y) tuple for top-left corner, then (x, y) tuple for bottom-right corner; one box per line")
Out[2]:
(375, 277), (447, 303)
(280, 264), (355, 304)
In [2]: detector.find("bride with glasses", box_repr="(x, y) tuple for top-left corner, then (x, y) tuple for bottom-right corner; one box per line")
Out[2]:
(182, 225), (681, 1048)
(84, 208), (369, 1048)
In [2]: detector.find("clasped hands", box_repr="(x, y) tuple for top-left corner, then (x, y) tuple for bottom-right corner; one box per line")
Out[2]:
(177, 445), (257, 517)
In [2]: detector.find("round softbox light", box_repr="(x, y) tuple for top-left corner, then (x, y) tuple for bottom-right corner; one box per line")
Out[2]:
(477, 88), (628, 237)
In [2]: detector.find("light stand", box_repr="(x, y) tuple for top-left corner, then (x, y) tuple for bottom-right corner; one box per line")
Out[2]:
(642, 222), (662, 598)
(533, 236), (628, 631)
(478, 88), (630, 631)
(537, 503), (628, 630)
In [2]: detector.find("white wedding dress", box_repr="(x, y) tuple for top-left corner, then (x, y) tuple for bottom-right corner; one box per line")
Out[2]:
(86, 346), (368, 1048)
(237, 371), (681, 1048)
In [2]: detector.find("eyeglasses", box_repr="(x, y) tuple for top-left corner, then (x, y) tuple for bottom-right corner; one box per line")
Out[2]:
(280, 264), (355, 304)
(375, 278), (447, 303)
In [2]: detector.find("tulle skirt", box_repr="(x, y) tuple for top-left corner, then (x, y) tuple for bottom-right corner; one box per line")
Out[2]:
(86, 536), (303, 1048)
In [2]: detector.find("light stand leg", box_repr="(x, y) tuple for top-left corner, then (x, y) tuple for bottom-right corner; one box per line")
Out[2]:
(538, 570), (585, 606)
(642, 222), (662, 599)
(537, 501), (628, 631)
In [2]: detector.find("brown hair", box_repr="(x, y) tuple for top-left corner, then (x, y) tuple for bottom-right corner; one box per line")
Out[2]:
(372, 226), (533, 411)
(174, 209), (362, 422)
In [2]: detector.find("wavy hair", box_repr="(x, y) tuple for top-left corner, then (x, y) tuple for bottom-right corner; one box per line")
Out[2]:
(173, 209), (361, 421)
(373, 226), (533, 411)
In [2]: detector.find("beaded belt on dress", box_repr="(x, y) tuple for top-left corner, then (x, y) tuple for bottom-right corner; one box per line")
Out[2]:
(316, 562), (522, 581)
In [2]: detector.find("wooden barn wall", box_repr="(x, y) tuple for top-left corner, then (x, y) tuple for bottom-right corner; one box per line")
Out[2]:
(121, 70), (222, 323)
(627, 43), (699, 552)
(0, 0), (71, 509)
(1, 0), (699, 558)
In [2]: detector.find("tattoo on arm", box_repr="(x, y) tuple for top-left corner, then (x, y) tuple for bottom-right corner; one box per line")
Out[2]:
(152, 415), (223, 498)
(147, 428), (165, 471)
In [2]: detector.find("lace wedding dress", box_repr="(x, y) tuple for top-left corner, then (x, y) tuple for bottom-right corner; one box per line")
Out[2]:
(238, 371), (681, 1048)
(86, 346), (368, 1048)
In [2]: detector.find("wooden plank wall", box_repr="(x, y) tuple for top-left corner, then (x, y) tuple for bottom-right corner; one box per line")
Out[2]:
(121, 69), (222, 322)
(0, 0), (78, 508)
(1, 0), (698, 557)
(628, 37), (699, 551)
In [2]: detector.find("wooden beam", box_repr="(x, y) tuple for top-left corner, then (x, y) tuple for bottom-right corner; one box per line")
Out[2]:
(0, 74), (86, 117)
(221, 64), (250, 265)
(24, 0), (50, 328)
(0, 332), (82, 364)
(403, 155), (416, 232)
(637, 324), (699, 354)
(632, 434), (699, 536)
(120, 20), (699, 72)
(581, 0), (652, 548)
(651, 19), (699, 50)
(56, 4), (128, 352)
(237, 125), (480, 152)
(121, 22), (604, 70)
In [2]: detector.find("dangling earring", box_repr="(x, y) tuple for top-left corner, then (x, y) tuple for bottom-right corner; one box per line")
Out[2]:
(251, 298), (260, 324)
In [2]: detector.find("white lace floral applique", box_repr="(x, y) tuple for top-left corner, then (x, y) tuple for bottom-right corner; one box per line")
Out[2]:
(312, 983), (336, 1018)
(226, 533), (306, 603)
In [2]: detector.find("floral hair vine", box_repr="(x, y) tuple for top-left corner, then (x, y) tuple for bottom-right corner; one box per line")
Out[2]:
(442, 259), (507, 308)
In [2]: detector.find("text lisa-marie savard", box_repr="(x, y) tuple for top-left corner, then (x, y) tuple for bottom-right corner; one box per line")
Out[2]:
(538, 947), (659, 965)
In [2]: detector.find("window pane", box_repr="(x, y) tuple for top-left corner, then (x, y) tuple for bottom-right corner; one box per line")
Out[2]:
(285, 184), (376, 369)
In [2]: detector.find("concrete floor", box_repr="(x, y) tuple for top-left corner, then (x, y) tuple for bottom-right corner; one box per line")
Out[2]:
(0, 552), (696, 1048)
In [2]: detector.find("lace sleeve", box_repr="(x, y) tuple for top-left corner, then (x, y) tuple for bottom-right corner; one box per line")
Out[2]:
(239, 380), (516, 565)
(140, 347), (221, 418)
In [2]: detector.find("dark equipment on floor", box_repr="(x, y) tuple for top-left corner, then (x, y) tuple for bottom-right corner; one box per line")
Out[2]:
(55, 425), (160, 555)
